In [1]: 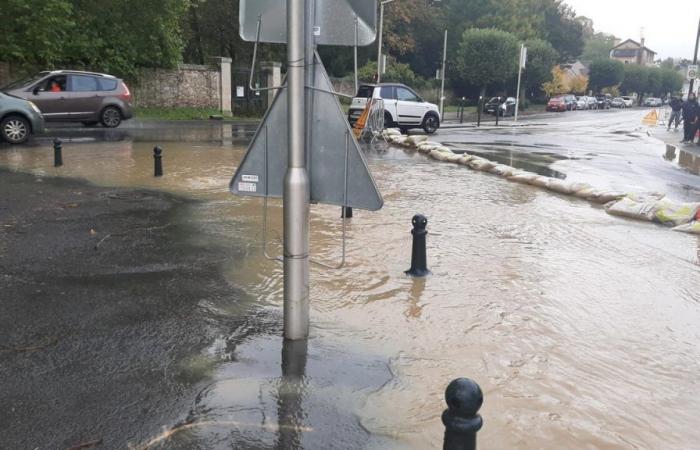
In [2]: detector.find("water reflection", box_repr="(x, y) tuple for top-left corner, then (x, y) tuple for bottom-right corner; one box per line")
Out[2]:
(276, 339), (309, 450)
(663, 144), (700, 176)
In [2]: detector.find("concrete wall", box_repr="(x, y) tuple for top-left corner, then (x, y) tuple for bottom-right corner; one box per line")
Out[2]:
(132, 64), (220, 109)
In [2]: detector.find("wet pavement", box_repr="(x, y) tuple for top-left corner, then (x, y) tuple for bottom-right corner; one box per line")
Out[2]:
(1, 112), (700, 449)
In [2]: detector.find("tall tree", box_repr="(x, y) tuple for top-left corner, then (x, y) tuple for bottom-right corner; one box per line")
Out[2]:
(522, 39), (559, 98)
(620, 64), (648, 97)
(588, 59), (624, 92)
(453, 28), (519, 98)
(581, 32), (617, 63)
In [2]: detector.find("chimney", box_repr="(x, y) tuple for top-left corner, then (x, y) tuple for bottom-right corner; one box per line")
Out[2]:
(638, 37), (645, 65)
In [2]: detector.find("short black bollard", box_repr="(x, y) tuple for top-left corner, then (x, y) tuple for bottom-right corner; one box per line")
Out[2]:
(405, 214), (430, 277)
(495, 96), (500, 127)
(53, 138), (63, 167)
(476, 96), (482, 127)
(341, 206), (353, 218)
(153, 146), (163, 177)
(442, 378), (483, 450)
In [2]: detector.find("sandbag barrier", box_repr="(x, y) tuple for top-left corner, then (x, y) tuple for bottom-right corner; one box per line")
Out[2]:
(382, 128), (700, 235)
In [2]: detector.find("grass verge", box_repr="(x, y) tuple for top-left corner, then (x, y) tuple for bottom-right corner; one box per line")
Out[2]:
(134, 107), (260, 121)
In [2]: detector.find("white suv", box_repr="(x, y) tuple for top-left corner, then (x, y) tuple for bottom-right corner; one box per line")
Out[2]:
(348, 83), (441, 134)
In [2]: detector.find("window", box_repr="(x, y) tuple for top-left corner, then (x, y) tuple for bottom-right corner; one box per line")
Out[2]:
(380, 86), (396, 100)
(70, 75), (99, 92)
(43, 75), (67, 92)
(396, 87), (418, 102)
(99, 78), (118, 91)
(356, 85), (374, 98)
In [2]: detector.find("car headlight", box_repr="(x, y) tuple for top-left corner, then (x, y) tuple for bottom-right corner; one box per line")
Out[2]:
(28, 101), (42, 114)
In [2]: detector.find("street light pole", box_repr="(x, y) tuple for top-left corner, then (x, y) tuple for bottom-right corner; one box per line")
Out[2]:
(283, 0), (311, 341)
(515, 44), (525, 123)
(439, 29), (447, 119)
(377, 0), (394, 83)
(690, 17), (700, 95)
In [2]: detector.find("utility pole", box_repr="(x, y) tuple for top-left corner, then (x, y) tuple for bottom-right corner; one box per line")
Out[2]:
(354, 15), (359, 93)
(439, 29), (447, 119)
(283, 0), (311, 341)
(690, 17), (700, 95)
(514, 44), (526, 123)
(377, 0), (394, 83)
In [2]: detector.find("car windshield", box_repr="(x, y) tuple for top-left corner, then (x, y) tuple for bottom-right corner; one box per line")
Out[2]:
(1, 72), (49, 91)
(355, 85), (374, 98)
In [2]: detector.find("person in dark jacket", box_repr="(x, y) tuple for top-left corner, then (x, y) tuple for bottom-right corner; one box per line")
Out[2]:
(668, 95), (683, 130)
(681, 93), (699, 144)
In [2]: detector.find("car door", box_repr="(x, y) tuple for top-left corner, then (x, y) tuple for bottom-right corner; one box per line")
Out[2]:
(66, 75), (103, 119)
(379, 86), (398, 123)
(30, 75), (70, 120)
(396, 87), (425, 124)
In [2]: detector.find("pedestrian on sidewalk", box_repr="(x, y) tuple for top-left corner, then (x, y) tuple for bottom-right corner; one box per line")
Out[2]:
(668, 95), (683, 130)
(681, 93), (699, 144)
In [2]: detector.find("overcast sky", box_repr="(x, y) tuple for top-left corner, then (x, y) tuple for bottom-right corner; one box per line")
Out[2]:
(564, 0), (698, 60)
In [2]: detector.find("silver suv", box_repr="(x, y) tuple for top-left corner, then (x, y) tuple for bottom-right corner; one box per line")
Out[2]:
(2, 70), (133, 128)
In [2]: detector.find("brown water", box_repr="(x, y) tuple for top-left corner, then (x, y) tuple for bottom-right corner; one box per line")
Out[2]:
(2, 135), (700, 449)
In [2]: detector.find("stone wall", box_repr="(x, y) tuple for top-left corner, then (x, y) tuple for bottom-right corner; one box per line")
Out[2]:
(132, 64), (220, 109)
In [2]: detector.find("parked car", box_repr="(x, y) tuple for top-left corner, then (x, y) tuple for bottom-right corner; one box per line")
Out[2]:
(483, 97), (516, 116)
(562, 94), (578, 111)
(620, 96), (634, 108)
(575, 96), (588, 110)
(348, 83), (440, 134)
(595, 95), (611, 109)
(643, 97), (663, 107)
(0, 92), (44, 144)
(546, 96), (567, 112)
(585, 96), (598, 109)
(610, 97), (626, 108)
(2, 70), (133, 128)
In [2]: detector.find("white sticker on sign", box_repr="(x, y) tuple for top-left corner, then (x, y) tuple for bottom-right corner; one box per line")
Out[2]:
(313, 26), (321, 36)
(238, 182), (257, 193)
(242, 174), (259, 182)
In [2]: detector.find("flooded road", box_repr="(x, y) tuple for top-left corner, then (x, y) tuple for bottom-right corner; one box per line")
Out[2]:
(2, 116), (700, 449)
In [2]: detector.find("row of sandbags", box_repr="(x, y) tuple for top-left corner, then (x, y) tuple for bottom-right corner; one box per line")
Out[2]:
(382, 129), (700, 234)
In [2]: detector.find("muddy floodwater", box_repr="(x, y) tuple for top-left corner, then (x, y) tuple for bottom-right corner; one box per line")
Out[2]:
(2, 120), (700, 449)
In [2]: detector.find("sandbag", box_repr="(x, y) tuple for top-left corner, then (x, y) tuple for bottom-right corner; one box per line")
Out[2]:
(444, 153), (462, 163)
(468, 158), (496, 171)
(489, 164), (517, 177)
(457, 155), (475, 165)
(406, 135), (429, 146)
(671, 221), (700, 234)
(507, 172), (539, 184)
(546, 178), (575, 194)
(653, 199), (700, 226)
(586, 190), (627, 204)
(416, 144), (436, 154)
(384, 128), (402, 136)
(529, 176), (551, 188)
(434, 146), (453, 153)
(605, 197), (657, 222)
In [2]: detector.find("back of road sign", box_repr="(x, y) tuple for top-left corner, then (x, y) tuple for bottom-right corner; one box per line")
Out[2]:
(239, 0), (377, 46)
(229, 53), (383, 211)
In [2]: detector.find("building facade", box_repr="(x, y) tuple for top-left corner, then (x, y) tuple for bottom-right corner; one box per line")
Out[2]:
(610, 39), (656, 66)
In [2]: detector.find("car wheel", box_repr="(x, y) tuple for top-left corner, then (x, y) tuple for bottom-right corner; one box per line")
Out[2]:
(100, 106), (122, 128)
(1, 115), (30, 144)
(82, 121), (99, 127)
(399, 127), (409, 134)
(383, 112), (394, 129)
(422, 113), (439, 134)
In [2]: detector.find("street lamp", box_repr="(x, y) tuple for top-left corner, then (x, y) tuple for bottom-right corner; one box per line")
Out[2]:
(377, 0), (394, 83)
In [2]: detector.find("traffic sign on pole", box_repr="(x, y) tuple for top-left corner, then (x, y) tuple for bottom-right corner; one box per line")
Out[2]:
(688, 65), (698, 81)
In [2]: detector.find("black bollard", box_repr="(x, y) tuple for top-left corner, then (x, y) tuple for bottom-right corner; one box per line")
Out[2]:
(341, 206), (353, 218)
(405, 214), (431, 277)
(442, 378), (484, 450)
(53, 138), (63, 167)
(495, 96), (500, 127)
(153, 146), (163, 177)
(476, 96), (482, 127)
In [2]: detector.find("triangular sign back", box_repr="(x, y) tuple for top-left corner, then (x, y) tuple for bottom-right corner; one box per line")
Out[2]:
(230, 53), (383, 211)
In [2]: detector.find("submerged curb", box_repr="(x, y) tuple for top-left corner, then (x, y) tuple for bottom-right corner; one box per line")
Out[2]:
(382, 128), (700, 235)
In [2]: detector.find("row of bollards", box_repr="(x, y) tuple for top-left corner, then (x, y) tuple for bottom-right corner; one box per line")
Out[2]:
(52, 140), (165, 178)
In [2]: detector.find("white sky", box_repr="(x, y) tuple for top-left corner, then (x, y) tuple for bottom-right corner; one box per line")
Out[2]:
(564, 0), (699, 60)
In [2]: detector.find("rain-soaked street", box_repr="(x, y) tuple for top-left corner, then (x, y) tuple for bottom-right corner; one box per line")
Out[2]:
(2, 109), (700, 449)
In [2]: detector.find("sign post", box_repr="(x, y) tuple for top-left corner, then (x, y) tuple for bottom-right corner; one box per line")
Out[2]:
(283, 0), (310, 341)
(514, 44), (526, 123)
(439, 29), (447, 119)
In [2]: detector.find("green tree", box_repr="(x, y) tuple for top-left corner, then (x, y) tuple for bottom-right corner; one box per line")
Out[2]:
(620, 64), (648, 97)
(645, 68), (662, 97)
(453, 28), (519, 98)
(522, 39), (559, 98)
(542, 66), (569, 96)
(581, 32), (617, 63)
(588, 59), (624, 92)
(0, 0), (75, 69)
(661, 68), (683, 95)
